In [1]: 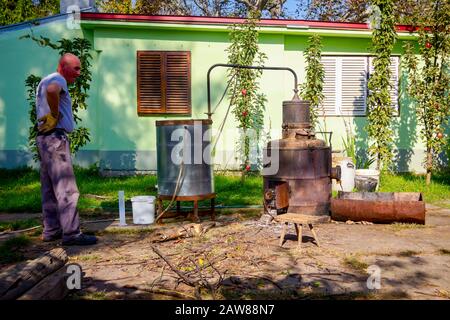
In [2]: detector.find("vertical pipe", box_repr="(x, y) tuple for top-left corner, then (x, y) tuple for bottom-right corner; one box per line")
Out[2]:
(118, 190), (126, 226)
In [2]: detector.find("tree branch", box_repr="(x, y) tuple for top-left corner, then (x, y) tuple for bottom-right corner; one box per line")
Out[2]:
(150, 245), (197, 287)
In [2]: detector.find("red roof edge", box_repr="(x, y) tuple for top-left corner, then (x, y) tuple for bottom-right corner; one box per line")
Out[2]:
(80, 13), (416, 32)
(81, 12), (417, 32)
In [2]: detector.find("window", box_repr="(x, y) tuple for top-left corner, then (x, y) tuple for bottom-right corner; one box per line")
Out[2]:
(368, 56), (400, 115)
(321, 55), (399, 116)
(137, 51), (191, 115)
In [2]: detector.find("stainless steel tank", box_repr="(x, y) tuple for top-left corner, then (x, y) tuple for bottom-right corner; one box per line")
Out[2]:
(156, 119), (214, 197)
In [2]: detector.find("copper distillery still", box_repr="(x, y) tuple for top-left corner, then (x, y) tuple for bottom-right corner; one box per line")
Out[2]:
(206, 63), (341, 218)
(262, 94), (341, 217)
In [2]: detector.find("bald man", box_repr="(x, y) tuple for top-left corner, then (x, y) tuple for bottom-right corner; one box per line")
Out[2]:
(36, 53), (97, 246)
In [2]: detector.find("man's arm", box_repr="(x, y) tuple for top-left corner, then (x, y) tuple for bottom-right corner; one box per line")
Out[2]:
(37, 82), (62, 133)
(46, 82), (62, 118)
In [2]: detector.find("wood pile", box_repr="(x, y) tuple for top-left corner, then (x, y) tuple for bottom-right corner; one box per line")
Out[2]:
(0, 248), (70, 300)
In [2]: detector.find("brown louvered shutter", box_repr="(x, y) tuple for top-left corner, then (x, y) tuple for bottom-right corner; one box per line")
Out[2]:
(165, 52), (191, 114)
(137, 51), (164, 114)
(137, 51), (191, 115)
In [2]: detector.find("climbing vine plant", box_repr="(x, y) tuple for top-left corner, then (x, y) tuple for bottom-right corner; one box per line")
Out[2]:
(402, 0), (450, 185)
(23, 35), (92, 160)
(300, 34), (324, 130)
(25, 75), (41, 161)
(226, 11), (267, 176)
(366, 0), (397, 172)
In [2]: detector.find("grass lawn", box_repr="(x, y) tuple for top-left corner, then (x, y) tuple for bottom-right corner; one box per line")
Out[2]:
(0, 167), (449, 214)
(0, 235), (32, 264)
(379, 172), (450, 207)
(0, 218), (42, 232)
(0, 167), (263, 214)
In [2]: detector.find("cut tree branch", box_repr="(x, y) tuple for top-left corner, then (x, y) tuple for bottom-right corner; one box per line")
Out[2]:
(150, 245), (197, 287)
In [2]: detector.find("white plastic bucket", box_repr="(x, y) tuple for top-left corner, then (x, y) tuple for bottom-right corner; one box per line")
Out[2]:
(332, 158), (355, 192)
(355, 169), (380, 191)
(131, 196), (155, 224)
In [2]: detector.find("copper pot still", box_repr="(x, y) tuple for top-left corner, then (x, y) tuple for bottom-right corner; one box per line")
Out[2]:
(262, 95), (341, 216)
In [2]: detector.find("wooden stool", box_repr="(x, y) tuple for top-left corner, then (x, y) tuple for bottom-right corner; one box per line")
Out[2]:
(275, 213), (329, 250)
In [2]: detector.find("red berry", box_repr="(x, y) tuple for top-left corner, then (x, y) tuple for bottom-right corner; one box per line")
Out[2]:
(242, 111), (248, 117)
(426, 42), (432, 49)
(245, 165), (251, 171)
(241, 89), (247, 96)
(437, 132), (444, 139)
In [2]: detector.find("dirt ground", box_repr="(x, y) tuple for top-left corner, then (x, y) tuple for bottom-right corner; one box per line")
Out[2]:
(1, 204), (450, 300)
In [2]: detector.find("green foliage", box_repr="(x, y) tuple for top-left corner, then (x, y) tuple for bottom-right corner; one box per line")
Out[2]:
(0, 0), (58, 26)
(23, 35), (93, 158)
(0, 167), (263, 213)
(378, 171), (450, 207)
(0, 0), (35, 26)
(97, 0), (136, 14)
(446, 135), (450, 167)
(97, 0), (171, 15)
(0, 235), (31, 264)
(341, 135), (356, 165)
(366, 0), (397, 172)
(300, 34), (325, 129)
(25, 74), (42, 161)
(69, 127), (92, 155)
(57, 38), (93, 125)
(226, 11), (267, 174)
(357, 157), (376, 170)
(402, 1), (450, 184)
(341, 121), (375, 169)
(0, 218), (41, 232)
(343, 255), (369, 273)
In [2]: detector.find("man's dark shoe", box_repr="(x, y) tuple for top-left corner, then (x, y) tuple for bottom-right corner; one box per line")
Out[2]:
(62, 234), (97, 246)
(42, 231), (63, 242)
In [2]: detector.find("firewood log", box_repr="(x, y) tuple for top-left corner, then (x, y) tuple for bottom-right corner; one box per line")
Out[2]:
(0, 248), (67, 300)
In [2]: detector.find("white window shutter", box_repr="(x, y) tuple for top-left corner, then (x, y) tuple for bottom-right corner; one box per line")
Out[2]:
(389, 56), (399, 114)
(368, 56), (399, 114)
(340, 56), (368, 116)
(321, 56), (338, 115)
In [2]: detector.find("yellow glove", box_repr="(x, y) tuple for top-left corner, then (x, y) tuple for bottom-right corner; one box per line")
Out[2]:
(38, 113), (58, 133)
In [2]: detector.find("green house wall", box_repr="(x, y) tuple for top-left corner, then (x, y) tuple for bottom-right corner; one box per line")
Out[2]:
(0, 16), (442, 173)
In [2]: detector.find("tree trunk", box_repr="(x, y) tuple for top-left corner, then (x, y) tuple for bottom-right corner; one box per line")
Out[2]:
(241, 171), (246, 183)
(376, 153), (381, 171)
(426, 171), (431, 185)
(426, 149), (433, 185)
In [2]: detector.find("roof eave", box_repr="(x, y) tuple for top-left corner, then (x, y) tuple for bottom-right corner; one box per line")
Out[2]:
(80, 13), (418, 34)
(80, 18), (417, 39)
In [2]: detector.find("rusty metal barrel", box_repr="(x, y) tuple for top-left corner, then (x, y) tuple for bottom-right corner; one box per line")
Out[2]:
(331, 192), (426, 224)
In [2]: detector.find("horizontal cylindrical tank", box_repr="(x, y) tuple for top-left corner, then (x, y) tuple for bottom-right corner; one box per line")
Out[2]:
(331, 192), (425, 224)
(156, 119), (214, 197)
